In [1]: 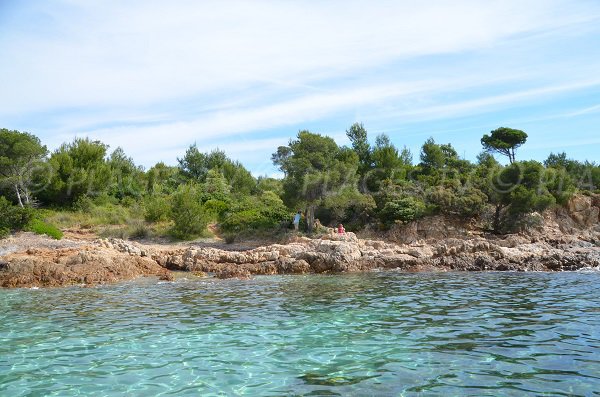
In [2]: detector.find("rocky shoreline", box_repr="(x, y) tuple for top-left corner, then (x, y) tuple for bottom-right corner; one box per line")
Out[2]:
(1, 196), (599, 288)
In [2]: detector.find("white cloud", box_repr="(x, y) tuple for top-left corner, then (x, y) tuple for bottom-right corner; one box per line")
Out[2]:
(1, 0), (595, 114)
(1, 0), (600, 169)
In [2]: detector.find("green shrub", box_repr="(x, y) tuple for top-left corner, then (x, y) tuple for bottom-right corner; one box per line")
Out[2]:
(169, 184), (210, 239)
(220, 192), (289, 233)
(0, 227), (9, 239)
(27, 219), (63, 239)
(427, 186), (487, 218)
(91, 204), (129, 225)
(128, 220), (149, 239)
(144, 195), (171, 222)
(204, 199), (229, 219)
(0, 197), (36, 233)
(379, 197), (426, 227)
(72, 195), (94, 212)
(224, 233), (236, 244)
(98, 226), (129, 239)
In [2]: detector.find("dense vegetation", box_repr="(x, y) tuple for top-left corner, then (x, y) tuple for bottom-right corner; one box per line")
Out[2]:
(0, 125), (598, 241)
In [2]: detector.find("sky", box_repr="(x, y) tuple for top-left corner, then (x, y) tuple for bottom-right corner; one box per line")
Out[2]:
(1, 0), (599, 176)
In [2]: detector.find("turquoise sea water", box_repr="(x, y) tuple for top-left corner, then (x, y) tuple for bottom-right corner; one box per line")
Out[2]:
(1, 272), (600, 396)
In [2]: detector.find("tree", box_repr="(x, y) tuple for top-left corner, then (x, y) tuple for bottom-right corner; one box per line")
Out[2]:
(0, 129), (48, 207)
(40, 138), (111, 205)
(367, 133), (408, 190)
(178, 145), (256, 194)
(272, 130), (359, 232)
(487, 161), (555, 233)
(169, 183), (210, 239)
(346, 122), (372, 174)
(108, 147), (145, 200)
(146, 162), (181, 194)
(481, 127), (527, 163)
(419, 137), (445, 171)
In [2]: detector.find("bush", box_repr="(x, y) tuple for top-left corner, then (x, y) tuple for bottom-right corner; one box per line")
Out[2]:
(223, 233), (236, 244)
(27, 219), (63, 240)
(320, 188), (376, 229)
(204, 199), (229, 219)
(144, 195), (171, 222)
(0, 197), (36, 234)
(220, 192), (289, 233)
(427, 186), (487, 218)
(379, 197), (426, 227)
(128, 220), (149, 239)
(0, 227), (9, 239)
(169, 184), (210, 239)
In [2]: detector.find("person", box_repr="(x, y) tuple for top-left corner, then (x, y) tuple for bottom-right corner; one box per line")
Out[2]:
(293, 211), (302, 231)
(337, 224), (345, 234)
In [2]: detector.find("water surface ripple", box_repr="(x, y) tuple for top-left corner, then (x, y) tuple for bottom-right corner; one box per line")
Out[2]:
(1, 272), (600, 396)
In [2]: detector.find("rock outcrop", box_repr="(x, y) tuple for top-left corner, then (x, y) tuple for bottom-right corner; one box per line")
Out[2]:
(0, 245), (171, 288)
(1, 194), (599, 287)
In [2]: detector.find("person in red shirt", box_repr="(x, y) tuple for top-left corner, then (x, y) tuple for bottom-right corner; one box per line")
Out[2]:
(337, 224), (345, 234)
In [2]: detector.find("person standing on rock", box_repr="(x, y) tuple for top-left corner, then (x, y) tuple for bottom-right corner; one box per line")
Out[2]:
(293, 211), (302, 231)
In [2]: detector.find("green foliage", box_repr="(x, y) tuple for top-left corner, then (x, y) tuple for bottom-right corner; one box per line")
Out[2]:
(0, 128), (48, 206)
(487, 161), (557, 233)
(220, 192), (290, 233)
(256, 176), (283, 196)
(542, 167), (576, 205)
(108, 147), (145, 199)
(273, 130), (359, 232)
(27, 219), (63, 240)
(320, 188), (376, 229)
(146, 162), (181, 194)
(367, 134), (411, 189)
(0, 196), (36, 234)
(204, 199), (229, 218)
(1, 124), (597, 241)
(169, 184), (210, 239)
(420, 137), (446, 171)
(200, 169), (231, 202)
(544, 152), (599, 192)
(481, 127), (528, 163)
(427, 186), (487, 218)
(178, 145), (256, 194)
(379, 197), (426, 227)
(418, 138), (466, 180)
(40, 138), (112, 205)
(128, 220), (150, 239)
(144, 195), (171, 222)
(346, 122), (372, 174)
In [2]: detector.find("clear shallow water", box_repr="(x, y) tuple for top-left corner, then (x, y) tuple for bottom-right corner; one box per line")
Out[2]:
(1, 272), (600, 397)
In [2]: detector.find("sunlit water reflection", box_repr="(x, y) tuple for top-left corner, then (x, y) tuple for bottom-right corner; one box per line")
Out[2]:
(1, 272), (600, 396)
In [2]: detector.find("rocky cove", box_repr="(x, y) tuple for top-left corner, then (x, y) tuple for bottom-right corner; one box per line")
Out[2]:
(1, 195), (599, 288)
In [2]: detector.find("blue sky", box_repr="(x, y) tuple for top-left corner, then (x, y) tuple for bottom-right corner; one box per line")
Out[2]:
(1, 0), (599, 176)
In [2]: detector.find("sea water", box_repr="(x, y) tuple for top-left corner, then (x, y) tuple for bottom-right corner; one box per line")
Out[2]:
(1, 272), (600, 396)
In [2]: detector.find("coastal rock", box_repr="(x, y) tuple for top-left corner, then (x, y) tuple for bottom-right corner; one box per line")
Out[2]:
(0, 246), (172, 288)
(2, 195), (600, 287)
(567, 195), (600, 228)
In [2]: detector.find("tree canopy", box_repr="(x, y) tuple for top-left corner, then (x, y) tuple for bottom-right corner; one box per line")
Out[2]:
(0, 128), (48, 207)
(272, 130), (359, 231)
(481, 127), (528, 163)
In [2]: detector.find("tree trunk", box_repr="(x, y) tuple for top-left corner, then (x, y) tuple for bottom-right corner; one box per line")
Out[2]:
(22, 183), (31, 206)
(493, 203), (502, 233)
(14, 184), (24, 207)
(306, 204), (315, 234)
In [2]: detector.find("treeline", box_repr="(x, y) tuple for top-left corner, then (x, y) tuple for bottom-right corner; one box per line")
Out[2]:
(0, 125), (598, 240)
